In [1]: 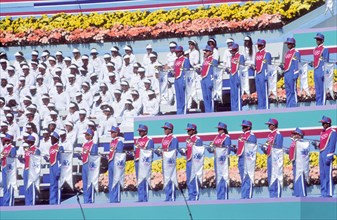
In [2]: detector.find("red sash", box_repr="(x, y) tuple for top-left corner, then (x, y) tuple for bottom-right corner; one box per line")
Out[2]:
(289, 141), (296, 162)
(255, 49), (266, 74)
(319, 127), (335, 151)
(201, 56), (213, 78)
(162, 134), (174, 152)
(82, 140), (93, 164)
(135, 136), (150, 160)
(237, 131), (252, 156)
(230, 52), (241, 75)
(186, 135), (199, 161)
(174, 56), (185, 79)
(313, 45), (324, 69)
(49, 143), (59, 166)
(108, 138), (120, 162)
(213, 133), (227, 148)
(284, 48), (297, 72)
(1, 144), (13, 167)
(25, 145), (38, 169)
(266, 130), (277, 157)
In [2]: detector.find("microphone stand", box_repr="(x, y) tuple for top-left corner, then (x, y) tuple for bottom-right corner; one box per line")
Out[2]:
(76, 192), (86, 220)
(179, 187), (193, 220)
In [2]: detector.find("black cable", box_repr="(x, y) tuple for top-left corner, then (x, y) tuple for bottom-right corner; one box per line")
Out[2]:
(179, 188), (193, 220)
(76, 192), (86, 220)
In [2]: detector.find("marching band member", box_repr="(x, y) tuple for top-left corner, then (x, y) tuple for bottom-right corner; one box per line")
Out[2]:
(287, 128), (307, 197)
(282, 38), (300, 108)
(255, 39), (272, 109)
(181, 123), (203, 201)
(21, 135), (41, 205)
(159, 122), (179, 201)
(312, 33), (329, 106)
(79, 128), (98, 203)
(313, 116), (336, 197)
(134, 124), (154, 202)
(209, 122), (231, 200)
(1, 133), (17, 206)
(264, 118), (283, 198)
(173, 46), (191, 114)
(108, 126), (124, 203)
(48, 132), (64, 205)
(229, 43), (244, 111)
(237, 120), (257, 199)
(200, 45), (218, 112)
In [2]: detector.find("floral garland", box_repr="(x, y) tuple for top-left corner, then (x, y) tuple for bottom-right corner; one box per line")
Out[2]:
(0, 0), (324, 46)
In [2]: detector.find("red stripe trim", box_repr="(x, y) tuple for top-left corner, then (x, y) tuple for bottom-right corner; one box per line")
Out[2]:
(1, 0), (247, 16)
(150, 128), (331, 144)
(299, 47), (337, 55)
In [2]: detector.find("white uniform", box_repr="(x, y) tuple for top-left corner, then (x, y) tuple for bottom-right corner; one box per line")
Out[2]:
(64, 111), (80, 124)
(120, 109), (137, 128)
(100, 91), (114, 104)
(130, 74), (141, 90)
(120, 64), (133, 82)
(98, 116), (117, 137)
(165, 52), (177, 69)
(60, 140), (74, 152)
(142, 54), (151, 67)
(52, 91), (69, 112)
(7, 121), (20, 141)
(36, 83), (49, 96)
(75, 119), (89, 134)
(65, 129), (78, 148)
(111, 99), (125, 117)
(82, 91), (93, 108)
(71, 58), (83, 68)
(222, 48), (232, 68)
(111, 56), (123, 73)
(143, 97), (159, 116)
(89, 57), (103, 77)
(39, 138), (51, 156)
(106, 81), (120, 96)
(189, 49), (200, 68)
(132, 97), (143, 115)
(65, 82), (81, 102)
(76, 99), (90, 114)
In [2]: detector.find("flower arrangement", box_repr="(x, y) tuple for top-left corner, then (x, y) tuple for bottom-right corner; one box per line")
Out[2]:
(74, 152), (337, 192)
(0, 0), (324, 46)
(242, 69), (337, 105)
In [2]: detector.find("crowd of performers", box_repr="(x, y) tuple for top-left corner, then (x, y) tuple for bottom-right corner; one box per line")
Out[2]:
(1, 115), (335, 206)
